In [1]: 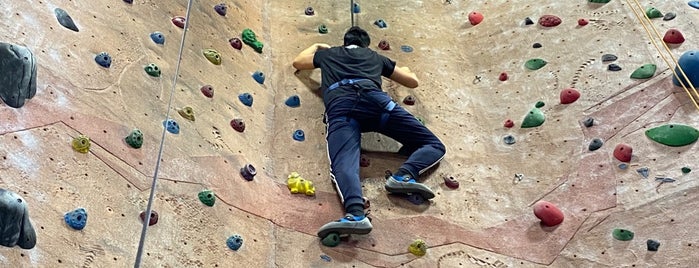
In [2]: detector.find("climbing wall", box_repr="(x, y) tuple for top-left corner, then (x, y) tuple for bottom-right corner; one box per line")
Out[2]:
(1, 0), (699, 267)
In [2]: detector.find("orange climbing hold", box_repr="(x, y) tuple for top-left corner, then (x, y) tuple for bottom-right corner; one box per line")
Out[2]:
(559, 88), (580, 104)
(533, 200), (564, 226)
(613, 144), (633, 162)
(468, 11), (484, 25)
(663, 29), (685, 44)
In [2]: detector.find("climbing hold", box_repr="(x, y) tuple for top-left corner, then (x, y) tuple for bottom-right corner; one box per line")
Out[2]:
(521, 108), (545, 128)
(363, 197), (371, 209)
(94, 52), (112, 68)
(636, 167), (649, 178)
(200, 85), (214, 98)
(691, 1), (699, 9)
(663, 12), (676, 21)
(588, 138), (604, 151)
(353, 3), (360, 13)
(589, 0), (611, 3)
(538, 15), (562, 27)
(647, 239), (660, 251)
(630, 64), (656, 79)
(139, 210), (158, 226)
(226, 235), (243, 251)
(408, 239), (427, 256)
(229, 37), (242, 50)
(560, 88), (581, 104)
(72, 135), (91, 153)
(378, 40), (390, 50)
(525, 59), (547, 70)
(583, 117), (594, 127)
(374, 19), (387, 28)
(123, 0), (133, 4)
(304, 7), (315, 16)
(673, 51), (699, 87)
(608, 64), (622, 71)
(415, 116), (425, 125)
(535, 101), (545, 108)
(150, 32), (165, 45)
(252, 71), (265, 84)
(613, 144), (632, 162)
(198, 190), (215, 207)
(318, 24), (328, 34)
(504, 119), (514, 128)
(645, 7), (663, 19)
(0, 189), (37, 249)
(655, 177), (676, 183)
(203, 49), (222, 65)
(238, 93), (253, 107)
(499, 72), (508, 81)
(663, 29), (685, 44)
(403, 95), (416, 105)
(163, 119), (180, 134)
(444, 176), (459, 189)
(177, 106), (195, 121)
(172, 16), (186, 28)
(144, 63), (161, 77)
(0, 43), (37, 108)
(214, 3), (227, 16)
(577, 18), (589, 26)
(321, 233), (340, 247)
(401, 45), (414, 53)
(359, 154), (370, 167)
(602, 54), (618, 62)
(287, 172), (315, 196)
(285, 95), (300, 107)
(320, 254), (332, 262)
(407, 194), (426, 205)
(524, 17), (534, 25)
(682, 167), (692, 174)
(64, 208), (87, 230)
(503, 135), (516, 145)
(293, 129), (305, 141)
(618, 163), (628, 170)
(645, 124), (699, 147)
(230, 119), (245, 132)
(125, 129), (144, 149)
(532, 43), (542, 49)
(612, 229), (634, 241)
(533, 200), (564, 226)
(240, 163), (257, 181)
(468, 11), (484, 26)
(242, 29), (264, 53)
(54, 8), (79, 32)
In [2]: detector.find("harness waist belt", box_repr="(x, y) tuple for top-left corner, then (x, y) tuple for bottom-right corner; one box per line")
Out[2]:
(326, 78), (372, 91)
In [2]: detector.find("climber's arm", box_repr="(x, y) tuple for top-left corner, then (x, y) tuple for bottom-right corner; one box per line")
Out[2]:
(292, 43), (331, 70)
(389, 66), (419, 88)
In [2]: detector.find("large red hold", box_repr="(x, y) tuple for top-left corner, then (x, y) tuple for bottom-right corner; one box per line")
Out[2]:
(559, 88), (581, 104)
(533, 201), (564, 226)
(613, 144), (633, 162)
(663, 29), (685, 44)
(172, 16), (186, 29)
(538, 15), (562, 27)
(468, 11), (484, 26)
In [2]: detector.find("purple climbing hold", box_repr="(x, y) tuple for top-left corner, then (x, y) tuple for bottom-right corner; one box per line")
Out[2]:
(123, 0), (133, 4)
(305, 7), (315, 16)
(139, 210), (158, 226)
(200, 85), (214, 98)
(229, 37), (243, 50)
(240, 163), (257, 181)
(214, 3), (227, 16)
(230, 119), (245, 132)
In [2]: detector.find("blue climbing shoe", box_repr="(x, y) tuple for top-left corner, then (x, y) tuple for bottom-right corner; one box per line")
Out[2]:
(385, 174), (435, 199)
(317, 214), (372, 238)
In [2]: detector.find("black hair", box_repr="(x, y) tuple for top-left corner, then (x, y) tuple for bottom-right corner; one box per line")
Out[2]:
(343, 26), (371, 48)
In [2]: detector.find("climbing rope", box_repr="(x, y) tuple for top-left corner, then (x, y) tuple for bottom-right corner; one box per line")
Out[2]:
(133, 0), (195, 266)
(626, 0), (699, 111)
(350, 0), (355, 26)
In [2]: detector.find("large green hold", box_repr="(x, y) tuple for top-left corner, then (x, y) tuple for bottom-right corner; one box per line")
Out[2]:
(125, 129), (144, 149)
(241, 29), (264, 53)
(589, 0), (611, 3)
(521, 108), (546, 128)
(645, 124), (699, 147)
(198, 190), (215, 206)
(321, 233), (340, 247)
(525, 58), (547, 70)
(645, 7), (663, 19)
(612, 228), (634, 241)
(630, 64), (656, 79)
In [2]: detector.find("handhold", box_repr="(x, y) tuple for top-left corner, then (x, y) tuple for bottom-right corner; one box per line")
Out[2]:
(499, 72), (508, 81)
(242, 29), (264, 53)
(321, 233), (340, 247)
(214, 3), (227, 16)
(589, 0), (611, 3)
(285, 95), (300, 107)
(150, 32), (165, 45)
(54, 8), (79, 32)
(618, 163), (628, 170)
(318, 24), (328, 34)
(374, 19), (387, 28)
(533, 200), (564, 226)
(524, 17), (534, 25)
(559, 88), (581, 104)
(139, 210), (158, 226)
(200, 85), (214, 98)
(320, 254), (332, 262)
(645, 7), (663, 19)
(252, 71), (265, 84)
(690, 1), (699, 9)
(64, 208), (87, 230)
(525, 59), (547, 70)
(612, 228), (634, 241)
(521, 108), (545, 128)
(400, 45), (413, 53)
(144, 63), (161, 77)
(293, 129), (305, 141)
(125, 129), (144, 149)
(663, 29), (685, 44)
(602, 54), (618, 62)
(673, 51), (699, 87)
(503, 135), (516, 145)
(305, 7), (315, 16)
(203, 49), (222, 65)
(663, 12), (676, 21)
(72, 135), (91, 153)
(608, 64), (622, 71)
(240, 163), (257, 181)
(538, 15), (562, 27)
(408, 239), (427, 256)
(229, 37), (242, 50)
(163, 119), (180, 134)
(94, 52), (112, 68)
(655, 177), (676, 183)
(287, 172), (315, 196)
(177, 106), (195, 121)
(636, 167), (650, 178)
(0, 189), (37, 249)
(172, 16), (186, 28)
(378, 40), (390, 50)
(630, 64), (656, 79)
(682, 167), (691, 174)
(647, 239), (660, 251)
(198, 190), (215, 206)
(468, 11), (484, 26)
(613, 144), (632, 162)
(532, 43), (542, 49)
(0, 42), (38, 108)
(535, 101), (545, 108)
(577, 18), (589, 26)
(504, 119), (514, 128)
(645, 124), (699, 147)
(353, 3), (360, 13)
(226, 235), (243, 251)
(583, 117), (594, 127)
(230, 119), (245, 132)
(238, 93), (253, 107)
(403, 95), (416, 105)
(359, 154), (370, 167)
(406, 194), (425, 205)
(444, 176), (459, 189)
(588, 138), (604, 151)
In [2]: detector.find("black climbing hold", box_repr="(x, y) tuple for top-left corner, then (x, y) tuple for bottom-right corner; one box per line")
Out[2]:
(524, 17), (534, 25)
(647, 239), (660, 251)
(0, 43), (37, 108)
(602, 54), (618, 62)
(54, 8), (79, 32)
(123, 0), (133, 3)
(682, 167), (692, 174)
(139, 210), (158, 226)
(532, 43), (542, 48)
(214, 3), (227, 16)
(535, 101), (545, 108)
(503, 135), (516, 145)
(589, 138), (604, 151)
(305, 7), (315, 16)
(94, 52), (112, 68)
(583, 117), (594, 127)
(240, 163), (257, 181)
(285, 95), (300, 107)
(406, 194), (425, 205)
(150, 32), (165, 45)
(608, 64), (622, 71)
(0, 189), (37, 249)
(663, 12), (676, 21)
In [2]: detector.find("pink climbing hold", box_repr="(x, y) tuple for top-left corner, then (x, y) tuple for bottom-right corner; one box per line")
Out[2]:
(229, 37), (243, 50)
(468, 11), (484, 26)
(200, 85), (214, 98)
(499, 72), (508, 81)
(613, 144), (633, 163)
(538, 15), (562, 27)
(559, 88), (581, 104)
(577, 18), (589, 26)
(504, 119), (514, 128)
(533, 200), (564, 226)
(172, 16), (186, 28)
(663, 29), (685, 44)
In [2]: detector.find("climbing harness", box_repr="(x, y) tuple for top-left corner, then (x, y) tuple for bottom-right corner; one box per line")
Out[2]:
(326, 78), (396, 129)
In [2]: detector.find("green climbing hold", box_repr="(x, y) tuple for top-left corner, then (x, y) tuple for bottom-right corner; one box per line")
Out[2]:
(318, 24), (328, 34)
(321, 233), (340, 247)
(612, 228), (635, 241)
(645, 124), (699, 147)
(589, 0), (611, 3)
(198, 190), (215, 207)
(415, 116), (424, 125)
(144, 63), (161, 77)
(203, 49), (221, 65)
(525, 59), (547, 70)
(521, 108), (546, 128)
(645, 7), (663, 19)
(241, 28), (264, 53)
(177, 106), (195, 121)
(408, 239), (427, 256)
(125, 129), (144, 149)
(535, 101), (545, 108)
(682, 167), (692, 174)
(72, 135), (91, 153)
(630, 64), (656, 79)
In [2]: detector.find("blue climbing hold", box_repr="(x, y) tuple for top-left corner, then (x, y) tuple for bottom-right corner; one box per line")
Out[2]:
(214, 3), (227, 16)
(285, 95), (300, 107)
(637, 167), (650, 178)
(293, 129), (305, 141)
(503, 135), (516, 145)
(64, 208), (87, 230)
(401, 45), (413, 53)
(252, 71), (265, 84)
(690, 1), (699, 9)
(353, 3), (361, 13)
(673, 50), (699, 87)
(95, 52), (112, 68)
(226, 235), (243, 251)
(618, 163), (628, 170)
(374, 19), (387, 28)
(320, 255), (332, 262)
(163, 119), (180, 134)
(150, 32), (165, 45)
(239, 93), (253, 107)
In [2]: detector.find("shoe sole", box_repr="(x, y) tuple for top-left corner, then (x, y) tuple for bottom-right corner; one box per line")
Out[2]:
(317, 223), (373, 238)
(385, 178), (436, 199)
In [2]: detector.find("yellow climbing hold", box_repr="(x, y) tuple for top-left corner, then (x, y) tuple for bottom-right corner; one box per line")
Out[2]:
(203, 49), (222, 65)
(177, 106), (195, 121)
(72, 135), (91, 153)
(287, 172), (315, 196)
(408, 239), (427, 256)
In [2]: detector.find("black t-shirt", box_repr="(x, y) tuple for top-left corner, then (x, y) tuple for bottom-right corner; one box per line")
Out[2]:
(313, 46), (396, 90)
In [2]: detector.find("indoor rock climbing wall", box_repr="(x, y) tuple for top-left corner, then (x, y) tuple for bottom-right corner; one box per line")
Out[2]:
(1, 0), (699, 267)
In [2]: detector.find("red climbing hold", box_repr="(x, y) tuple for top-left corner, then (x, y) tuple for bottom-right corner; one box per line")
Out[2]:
(200, 85), (214, 98)
(663, 29), (685, 44)
(559, 88), (580, 104)
(378, 40), (390, 50)
(533, 201), (564, 226)
(504, 119), (514, 128)
(538, 15), (562, 27)
(172, 16), (186, 29)
(577, 18), (589, 26)
(443, 176), (459, 189)
(468, 11), (484, 26)
(403, 95), (416, 105)
(229, 37), (243, 50)
(499, 72), (508, 81)
(230, 119), (245, 132)
(359, 154), (370, 167)
(613, 144), (633, 163)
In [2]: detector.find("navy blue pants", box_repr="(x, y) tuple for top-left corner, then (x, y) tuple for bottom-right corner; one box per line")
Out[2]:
(324, 87), (446, 212)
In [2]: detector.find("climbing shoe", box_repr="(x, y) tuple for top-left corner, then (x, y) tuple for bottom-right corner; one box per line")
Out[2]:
(385, 174), (435, 199)
(317, 214), (373, 238)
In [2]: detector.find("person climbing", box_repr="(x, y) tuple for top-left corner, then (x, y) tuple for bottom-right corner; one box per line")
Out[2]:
(292, 26), (446, 238)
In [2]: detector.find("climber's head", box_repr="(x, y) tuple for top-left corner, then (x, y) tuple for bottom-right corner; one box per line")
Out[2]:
(343, 26), (370, 48)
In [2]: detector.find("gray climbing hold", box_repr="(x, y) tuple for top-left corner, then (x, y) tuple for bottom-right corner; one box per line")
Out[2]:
(663, 12), (676, 21)
(655, 177), (676, 183)
(608, 64), (622, 71)
(602, 54), (617, 62)
(589, 138), (604, 151)
(618, 163), (628, 170)
(503, 135), (516, 145)
(54, 8), (79, 32)
(583, 117), (594, 127)
(636, 167), (649, 178)
(0, 43), (37, 108)
(0, 189), (36, 249)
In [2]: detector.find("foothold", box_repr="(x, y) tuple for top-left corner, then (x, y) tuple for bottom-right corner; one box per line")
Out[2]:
(608, 64), (622, 71)
(682, 167), (691, 174)
(444, 176), (459, 189)
(589, 0), (611, 3)
(406, 194), (425, 205)
(203, 49), (222, 65)
(400, 45), (413, 53)
(287, 172), (315, 196)
(359, 155), (370, 168)
(125, 129), (144, 149)
(252, 71), (265, 84)
(468, 11), (484, 26)
(524, 17), (534, 25)
(293, 129), (305, 141)
(588, 138), (604, 151)
(241, 29), (264, 53)
(525, 59), (547, 70)
(94, 52), (112, 68)
(144, 63), (161, 77)
(72, 135), (91, 153)
(214, 3), (227, 16)
(499, 72), (508, 81)
(374, 19), (387, 28)
(559, 88), (581, 104)
(532, 43), (542, 49)
(139, 210), (158, 226)
(321, 233), (340, 247)
(415, 116), (425, 125)
(353, 3), (360, 13)
(630, 64), (656, 79)
(673, 50), (699, 87)
(663, 12), (676, 21)
(403, 95), (416, 105)
(533, 200), (564, 226)
(200, 85), (214, 98)
(0, 189), (37, 249)
(645, 124), (699, 147)
(535, 101), (545, 108)
(320, 254), (332, 262)
(54, 8), (79, 32)
(226, 235), (243, 251)
(305, 7), (315, 16)
(645, 7), (663, 19)
(240, 163), (257, 181)
(0, 43), (37, 108)
(636, 167), (650, 179)
(691, 1), (699, 9)
(663, 29), (685, 44)
(64, 208), (87, 230)
(577, 18), (589, 26)
(655, 177), (676, 183)
(150, 32), (165, 45)
(318, 24), (328, 34)
(613, 144), (633, 163)
(602, 54), (618, 62)
(123, 0), (133, 4)
(172, 16), (186, 29)
(408, 239), (427, 256)
(647, 239), (660, 251)
(363, 197), (370, 209)
(521, 108), (545, 128)
(583, 117), (594, 127)
(163, 119), (180, 134)
(378, 40), (390, 50)
(229, 37), (243, 50)
(230, 119), (245, 132)
(503, 135), (516, 145)
(538, 15), (562, 27)
(198, 190), (215, 207)
(612, 228), (634, 241)
(238, 93), (253, 107)
(504, 119), (514, 128)
(618, 163), (628, 170)
(177, 106), (195, 121)
(285, 95), (300, 107)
